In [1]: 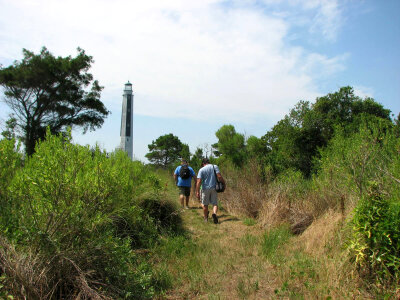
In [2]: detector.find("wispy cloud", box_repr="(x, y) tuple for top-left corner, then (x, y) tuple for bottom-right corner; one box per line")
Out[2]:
(0, 0), (347, 125)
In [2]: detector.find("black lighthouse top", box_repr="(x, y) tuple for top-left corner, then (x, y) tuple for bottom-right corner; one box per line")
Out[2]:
(124, 81), (132, 91)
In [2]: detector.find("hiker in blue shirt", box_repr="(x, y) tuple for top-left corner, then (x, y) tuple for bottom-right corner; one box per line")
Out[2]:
(174, 159), (196, 209)
(196, 158), (226, 223)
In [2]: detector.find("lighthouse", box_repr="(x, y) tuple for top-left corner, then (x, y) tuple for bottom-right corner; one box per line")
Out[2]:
(120, 81), (134, 159)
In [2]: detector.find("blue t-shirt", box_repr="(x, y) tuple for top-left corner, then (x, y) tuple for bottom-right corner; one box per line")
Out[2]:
(197, 164), (220, 190)
(174, 165), (196, 187)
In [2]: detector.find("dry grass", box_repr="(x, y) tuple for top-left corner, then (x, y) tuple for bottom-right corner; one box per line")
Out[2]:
(219, 160), (268, 218)
(270, 209), (376, 299)
(0, 236), (51, 299)
(0, 236), (112, 300)
(157, 196), (376, 299)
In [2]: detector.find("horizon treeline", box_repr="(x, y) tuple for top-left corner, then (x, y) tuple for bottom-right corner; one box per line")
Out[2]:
(146, 86), (399, 177)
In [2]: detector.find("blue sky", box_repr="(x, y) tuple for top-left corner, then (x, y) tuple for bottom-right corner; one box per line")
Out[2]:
(0, 0), (399, 162)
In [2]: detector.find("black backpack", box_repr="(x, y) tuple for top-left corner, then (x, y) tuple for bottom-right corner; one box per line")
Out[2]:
(179, 164), (191, 179)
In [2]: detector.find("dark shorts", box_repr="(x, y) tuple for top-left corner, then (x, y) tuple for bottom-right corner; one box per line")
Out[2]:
(178, 186), (191, 197)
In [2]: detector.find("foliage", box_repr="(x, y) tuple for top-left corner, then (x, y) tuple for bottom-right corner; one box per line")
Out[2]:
(213, 124), (246, 168)
(315, 117), (394, 200)
(0, 138), (22, 233)
(262, 101), (313, 176)
(1, 115), (17, 141)
(262, 86), (392, 177)
(0, 129), (182, 299)
(0, 47), (110, 156)
(349, 182), (400, 285)
(261, 225), (292, 261)
(145, 133), (187, 168)
(189, 147), (204, 172)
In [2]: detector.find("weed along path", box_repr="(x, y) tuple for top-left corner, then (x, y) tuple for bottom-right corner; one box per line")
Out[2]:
(161, 198), (280, 300)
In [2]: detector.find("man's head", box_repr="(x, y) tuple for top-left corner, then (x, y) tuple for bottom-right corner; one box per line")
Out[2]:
(181, 158), (188, 165)
(201, 157), (210, 166)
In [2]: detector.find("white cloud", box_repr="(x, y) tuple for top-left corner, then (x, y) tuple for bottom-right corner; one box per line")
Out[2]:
(0, 0), (347, 126)
(353, 86), (374, 99)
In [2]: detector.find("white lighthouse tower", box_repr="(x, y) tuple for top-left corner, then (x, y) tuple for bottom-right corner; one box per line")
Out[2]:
(120, 81), (134, 159)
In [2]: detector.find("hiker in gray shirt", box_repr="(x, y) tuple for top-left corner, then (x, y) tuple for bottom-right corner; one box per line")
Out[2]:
(196, 158), (226, 223)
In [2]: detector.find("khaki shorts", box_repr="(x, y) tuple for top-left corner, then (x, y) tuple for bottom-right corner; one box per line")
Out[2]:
(201, 188), (218, 206)
(178, 186), (191, 197)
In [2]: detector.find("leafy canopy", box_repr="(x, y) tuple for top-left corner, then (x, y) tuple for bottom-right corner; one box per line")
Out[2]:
(262, 86), (392, 177)
(213, 124), (246, 167)
(0, 47), (110, 155)
(145, 133), (187, 167)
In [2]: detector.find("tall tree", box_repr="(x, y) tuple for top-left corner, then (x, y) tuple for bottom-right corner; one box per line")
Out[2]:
(0, 47), (110, 155)
(214, 124), (246, 167)
(263, 86), (392, 177)
(145, 133), (185, 167)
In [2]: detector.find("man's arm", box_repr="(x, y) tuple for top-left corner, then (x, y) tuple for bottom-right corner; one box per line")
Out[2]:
(196, 178), (202, 199)
(174, 174), (178, 185)
(217, 173), (226, 186)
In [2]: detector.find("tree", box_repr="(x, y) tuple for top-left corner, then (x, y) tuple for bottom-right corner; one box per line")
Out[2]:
(145, 133), (185, 167)
(0, 47), (110, 155)
(213, 124), (246, 167)
(190, 147), (204, 172)
(262, 86), (392, 177)
(1, 114), (17, 140)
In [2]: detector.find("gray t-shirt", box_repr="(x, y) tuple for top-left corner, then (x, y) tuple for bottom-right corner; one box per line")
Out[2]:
(197, 164), (220, 190)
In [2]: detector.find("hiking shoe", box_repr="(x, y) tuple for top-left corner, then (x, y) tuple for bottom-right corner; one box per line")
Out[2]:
(204, 216), (208, 222)
(185, 206), (190, 210)
(212, 214), (218, 224)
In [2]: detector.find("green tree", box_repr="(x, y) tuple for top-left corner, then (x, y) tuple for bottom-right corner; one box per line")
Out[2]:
(1, 114), (17, 140)
(262, 87), (392, 177)
(262, 101), (312, 175)
(214, 124), (246, 167)
(246, 135), (266, 160)
(190, 147), (204, 172)
(0, 47), (110, 155)
(145, 133), (185, 167)
(180, 143), (191, 162)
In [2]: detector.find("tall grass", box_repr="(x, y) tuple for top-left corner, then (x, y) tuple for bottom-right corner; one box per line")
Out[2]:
(218, 120), (400, 295)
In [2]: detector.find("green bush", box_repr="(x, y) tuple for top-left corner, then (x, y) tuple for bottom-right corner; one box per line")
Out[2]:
(0, 138), (22, 233)
(349, 182), (400, 285)
(0, 130), (182, 299)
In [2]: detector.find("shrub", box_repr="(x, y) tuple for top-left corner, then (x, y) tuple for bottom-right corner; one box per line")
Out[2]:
(349, 182), (400, 286)
(0, 138), (22, 234)
(0, 130), (181, 299)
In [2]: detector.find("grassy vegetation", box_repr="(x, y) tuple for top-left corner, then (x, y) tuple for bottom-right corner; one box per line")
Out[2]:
(1, 118), (399, 299)
(0, 131), (184, 299)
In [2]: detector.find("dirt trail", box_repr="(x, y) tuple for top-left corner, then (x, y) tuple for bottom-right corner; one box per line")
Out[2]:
(164, 198), (280, 299)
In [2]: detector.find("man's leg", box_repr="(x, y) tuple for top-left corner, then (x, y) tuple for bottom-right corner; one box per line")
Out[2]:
(179, 194), (185, 208)
(211, 190), (219, 224)
(202, 204), (209, 221)
(201, 189), (209, 221)
(185, 195), (190, 208)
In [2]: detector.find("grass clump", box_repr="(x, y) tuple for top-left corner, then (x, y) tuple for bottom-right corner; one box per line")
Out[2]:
(243, 218), (256, 226)
(261, 225), (292, 261)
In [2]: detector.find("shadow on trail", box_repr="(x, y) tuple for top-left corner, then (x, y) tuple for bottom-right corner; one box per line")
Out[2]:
(218, 214), (240, 223)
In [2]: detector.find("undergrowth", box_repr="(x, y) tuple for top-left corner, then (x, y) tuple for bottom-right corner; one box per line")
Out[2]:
(0, 131), (183, 299)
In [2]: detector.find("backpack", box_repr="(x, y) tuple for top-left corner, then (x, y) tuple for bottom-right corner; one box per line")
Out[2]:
(179, 164), (191, 179)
